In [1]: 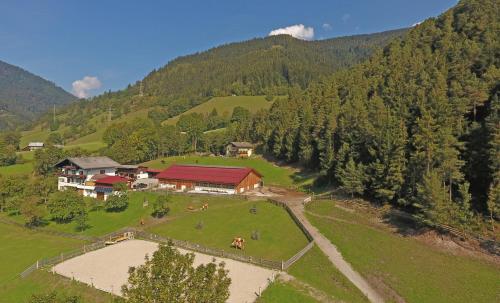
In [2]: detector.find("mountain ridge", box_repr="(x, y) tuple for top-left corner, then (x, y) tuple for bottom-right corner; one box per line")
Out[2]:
(0, 60), (76, 130)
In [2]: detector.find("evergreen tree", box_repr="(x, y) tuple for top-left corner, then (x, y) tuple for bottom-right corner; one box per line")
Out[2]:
(337, 156), (366, 197)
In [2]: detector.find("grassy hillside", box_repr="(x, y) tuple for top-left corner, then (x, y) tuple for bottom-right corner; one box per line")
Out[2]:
(0, 223), (84, 302)
(306, 200), (500, 303)
(163, 95), (274, 125)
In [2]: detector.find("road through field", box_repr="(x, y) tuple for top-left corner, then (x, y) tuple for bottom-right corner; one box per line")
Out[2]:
(278, 196), (385, 303)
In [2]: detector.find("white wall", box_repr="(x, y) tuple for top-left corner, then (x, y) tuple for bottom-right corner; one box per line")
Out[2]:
(193, 186), (236, 195)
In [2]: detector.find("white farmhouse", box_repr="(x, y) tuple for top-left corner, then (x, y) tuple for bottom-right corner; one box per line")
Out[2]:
(55, 157), (120, 197)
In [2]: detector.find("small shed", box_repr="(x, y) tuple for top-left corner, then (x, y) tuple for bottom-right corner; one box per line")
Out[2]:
(23, 142), (44, 151)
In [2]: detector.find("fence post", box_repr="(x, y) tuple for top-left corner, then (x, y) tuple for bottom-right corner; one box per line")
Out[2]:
(281, 260), (284, 271)
(36, 260), (39, 269)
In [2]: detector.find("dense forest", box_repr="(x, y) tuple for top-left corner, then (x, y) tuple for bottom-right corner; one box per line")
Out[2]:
(35, 29), (407, 137)
(233, 0), (499, 231)
(0, 60), (75, 129)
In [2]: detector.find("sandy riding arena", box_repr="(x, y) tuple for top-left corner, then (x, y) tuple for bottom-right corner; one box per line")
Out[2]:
(53, 239), (276, 303)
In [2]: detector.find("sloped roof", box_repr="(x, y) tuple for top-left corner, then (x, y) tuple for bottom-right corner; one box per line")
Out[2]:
(28, 142), (44, 147)
(94, 175), (128, 185)
(117, 165), (139, 169)
(156, 164), (262, 185)
(229, 142), (253, 148)
(90, 174), (110, 181)
(56, 156), (120, 169)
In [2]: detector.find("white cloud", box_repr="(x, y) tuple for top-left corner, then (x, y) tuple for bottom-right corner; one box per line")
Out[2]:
(342, 13), (351, 22)
(72, 76), (101, 98)
(269, 24), (314, 40)
(322, 23), (332, 31)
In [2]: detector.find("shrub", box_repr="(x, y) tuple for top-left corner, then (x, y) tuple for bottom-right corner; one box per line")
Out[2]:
(105, 193), (129, 212)
(151, 195), (170, 218)
(20, 196), (46, 227)
(47, 190), (85, 223)
(249, 204), (257, 214)
(74, 210), (89, 232)
(251, 230), (260, 240)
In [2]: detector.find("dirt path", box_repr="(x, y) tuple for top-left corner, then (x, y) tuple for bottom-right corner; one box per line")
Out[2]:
(278, 196), (385, 303)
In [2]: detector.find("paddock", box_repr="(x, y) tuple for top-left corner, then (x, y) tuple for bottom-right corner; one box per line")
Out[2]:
(52, 239), (276, 303)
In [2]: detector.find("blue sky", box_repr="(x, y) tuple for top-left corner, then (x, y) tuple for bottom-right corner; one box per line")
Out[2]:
(0, 0), (457, 97)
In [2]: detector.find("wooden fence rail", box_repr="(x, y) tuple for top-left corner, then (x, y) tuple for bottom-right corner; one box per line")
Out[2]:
(18, 197), (316, 278)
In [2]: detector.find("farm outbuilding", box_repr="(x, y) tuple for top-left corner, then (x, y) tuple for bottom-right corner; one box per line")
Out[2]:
(22, 142), (44, 151)
(156, 164), (263, 194)
(226, 142), (254, 157)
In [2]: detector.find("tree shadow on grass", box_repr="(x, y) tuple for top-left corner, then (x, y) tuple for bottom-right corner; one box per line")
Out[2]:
(381, 210), (428, 237)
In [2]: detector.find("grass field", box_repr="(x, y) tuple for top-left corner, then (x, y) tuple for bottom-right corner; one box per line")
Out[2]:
(289, 245), (368, 302)
(148, 198), (309, 261)
(257, 282), (319, 303)
(163, 96), (274, 125)
(0, 222), (88, 303)
(3, 192), (309, 261)
(142, 155), (312, 188)
(258, 245), (369, 303)
(0, 162), (33, 175)
(305, 200), (500, 303)
(2, 192), (162, 237)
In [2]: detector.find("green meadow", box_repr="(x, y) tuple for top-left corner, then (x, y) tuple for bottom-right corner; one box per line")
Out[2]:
(305, 200), (500, 303)
(148, 198), (309, 261)
(0, 223), (86, 303)
(163, 95), (274, 125)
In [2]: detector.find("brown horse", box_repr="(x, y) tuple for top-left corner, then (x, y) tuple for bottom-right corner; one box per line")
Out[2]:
(231, 237), (245, 250)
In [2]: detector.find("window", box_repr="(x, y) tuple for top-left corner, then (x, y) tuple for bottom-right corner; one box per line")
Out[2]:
(100, 169), (105, 174)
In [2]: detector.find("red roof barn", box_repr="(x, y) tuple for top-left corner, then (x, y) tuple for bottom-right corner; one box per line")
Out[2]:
(156, 164), (263, 194)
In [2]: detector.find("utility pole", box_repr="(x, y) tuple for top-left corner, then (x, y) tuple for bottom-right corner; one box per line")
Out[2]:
(139, 81), (144, 97)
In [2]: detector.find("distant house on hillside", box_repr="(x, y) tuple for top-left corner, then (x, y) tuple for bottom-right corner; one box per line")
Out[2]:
(22, 142), (44, 151)
(226, 142), (253, 157)
(156, 164), (262, 194)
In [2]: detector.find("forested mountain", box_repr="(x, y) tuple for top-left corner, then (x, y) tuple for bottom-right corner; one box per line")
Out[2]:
(140, 29), (408, 100)
(0, 60), (76, 130)
(38, 29), (407, 137)
(236, 0), (499, 230)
